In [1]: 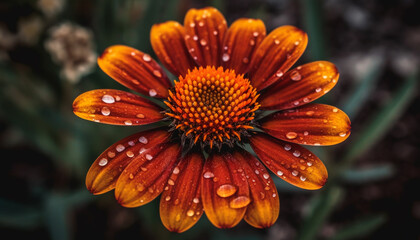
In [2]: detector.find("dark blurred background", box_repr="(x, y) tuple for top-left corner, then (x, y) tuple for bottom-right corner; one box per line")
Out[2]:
(0, 0), (419, 239)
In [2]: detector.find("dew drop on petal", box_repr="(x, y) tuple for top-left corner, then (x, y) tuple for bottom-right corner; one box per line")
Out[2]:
(277, 170), (283, 176)
(102, 95), (115, 104)
(153, 70), (162, 78)
(107, 151), (115, 158)
(126, 151), (134, 157)
(339, 132), (347, 137)
(149, 89), (157, 97)
(229, 196), (251, 209)
(187, 210), (195, 217)
(200, 39), (207, 46)
(222, 53), (230, 62)
(124, 120), (132, 125)
(128, 141), (135, 146)
(145, 154), (153, 160)
(136, 184), (145, 191)
(304, 131), (309, 136)
(167, 179), (175, 185)
(300, 175), (307, 181)
(216, 184), (237, 198)
(142, 54), (151, 62)
(307, 162), (313, 166)
(139, 136), (148, 144)
(139, 147), (146, 154)
(172, 167), (180, 174)
(286, 132), (298, 139)
(293, 150), (301, 157)
(315, 87), (322, 93)
(101, 107), (111, 116)
(284, 144), (292, 151)
(263, 173), (270, 179)
(290, 71), (302, 81)
(116, 144), (125, 152)
(98, 158), (108, 166)
(136, 113), (145, 119)
(193, 198), (200, 204)
(276, 70), (284, 77)
(203, 171), (215, 178)
(333, 108), (339, 113)
(292, 170), (299, 176)
(165, 196), (171, 201)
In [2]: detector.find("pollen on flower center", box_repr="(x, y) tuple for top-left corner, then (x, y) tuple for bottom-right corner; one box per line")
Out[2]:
(165, 66), (260, 149)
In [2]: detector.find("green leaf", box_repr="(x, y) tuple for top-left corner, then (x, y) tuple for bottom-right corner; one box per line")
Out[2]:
(329, 214), (386, 240)
(0, 199), (42, 229)
(342, 164), (395, 184)
(339, 72), (418, 170)
(297, 186), (343, 240)
(340, 58), (384, 119)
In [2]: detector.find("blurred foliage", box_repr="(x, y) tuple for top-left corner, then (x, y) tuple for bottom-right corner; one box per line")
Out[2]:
(0, 0), (418, 240)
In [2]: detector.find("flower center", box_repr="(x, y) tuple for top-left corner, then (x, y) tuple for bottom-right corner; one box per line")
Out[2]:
(165, 66), (260, 149)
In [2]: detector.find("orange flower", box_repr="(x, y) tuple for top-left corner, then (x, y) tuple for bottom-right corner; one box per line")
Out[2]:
(73, 7), (351, 232)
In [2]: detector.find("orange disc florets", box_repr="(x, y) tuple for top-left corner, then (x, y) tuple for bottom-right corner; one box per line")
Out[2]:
(165, 66), (260, 149)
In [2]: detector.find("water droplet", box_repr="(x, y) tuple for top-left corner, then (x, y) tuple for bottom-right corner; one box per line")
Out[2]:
(293, 150), (301, 157)
(149, 89), (157, 97)
(333, 108), (338, 113)
(142, 54), (151, 62)
(146, 154), (153, 160)
(175, 214), (181, 222)
(292, 170), (298, 176)
(189, 22), (195, 28)
(293, 101), (300, 106)
(167, 179), (175, 185)
(277, 170), (283, 176)
(300, 175), (307, 181)
(294, 41), (300, 45)
(139, 136), (148, 144)
(203, 171), (214, 178)
(101, 107), (111, 116)
(98, 158), (108, 166)
(148, 187), (154, 193)
(102, 95), (115, 104)
(253, 31), (259, 37)
(213, 30), (218, 35)
(249, 39), (255, 46)
(304, 131), (309, 136)
(307, 162), (313, 166)
(126, 151), (134, 157)
(129, 173), (134, 179)
(339, 132), (347, 137)
(130, 52), (136, 56)
(153, 70), (162, 78)
(141, 167), (147, 172)
(242, 57), (249, 64)
(286, 132), (298, 139)
(124, 120), (132, 125)
(174, 198), (180, 205)
(315, 87), (322, 93)
(173, 167), (180, 174)
(290, 71), (302, 81)
(216, 184), (237, 198)
(165, 196), (171, 201)
(187, 210), (195, 217)
(139, 147), (146, 154)
(314, 143), (321, 146)
(274, 39), (280, 45)
(306, 111), (315, 116)
(229, 196), (251, 209)
(303, 97), (310, 103)
(136, 113), (145, 119)
(200, 39), (207, 46)
(272, 193), (277, 198)
(116, 144), (125, 152)
(108, 151), (115, 158)
(193, 198), (200, 204)
(284, 144), (292, 151)
(115, 96), (121, 101)
(128, 141), (135, 146)
(193, 35), (198, 41)
(136, 183), (145, 191)
(263, 173), (270, 179)
(222, 53), (230, 62)
(276, 70), (284, 77)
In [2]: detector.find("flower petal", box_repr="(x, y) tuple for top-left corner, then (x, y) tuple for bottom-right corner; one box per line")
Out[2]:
(184, 7), (227, 67)
(259, 61), (339, 110)
(73, 89), (163, 126)
(221, 18), (266, 74)
(201, 151), (250, 228)
(248, 25), (308, 91)
(159, 151), (204, 233)
(115, 142), (182, 207)
(97, 45), (172, 98)
(86, 128), (171, 195)
(150, 21), (197, 77)
(233, 150), (279, 228)
(250, 133), (328, 190)
(260, 104), (351, 146)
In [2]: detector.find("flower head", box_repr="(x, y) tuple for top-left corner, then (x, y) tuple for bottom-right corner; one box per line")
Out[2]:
(73, 7), (351, 232)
